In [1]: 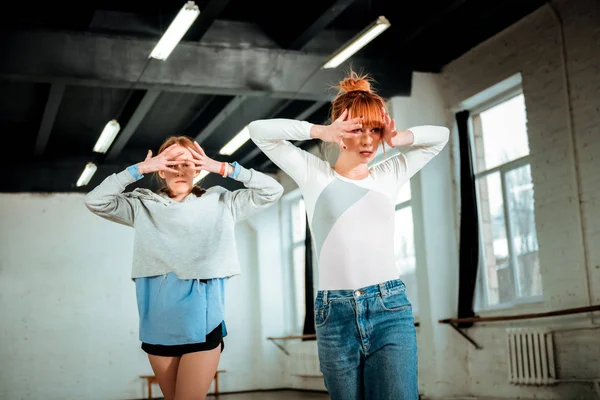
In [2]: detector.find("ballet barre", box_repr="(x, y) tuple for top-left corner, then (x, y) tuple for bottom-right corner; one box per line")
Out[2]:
(266, 334), (316, 355)
(439, 304), (600, 349)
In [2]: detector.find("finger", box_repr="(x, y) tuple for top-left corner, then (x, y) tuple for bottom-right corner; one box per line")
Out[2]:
(390, 118), (396, 131)
(165, 160), (187, 166)
(161, 166), (180, 174)
(165, 149), (185, 160)
(163, 144), (178, 154)
(343, 122), (363, 132)
(335, 108), (349, 122)
(385, 112), (392, 125)
(187, 146), (203, 160)
(342, 132), (360, 139)
(145, 150), (152, 160)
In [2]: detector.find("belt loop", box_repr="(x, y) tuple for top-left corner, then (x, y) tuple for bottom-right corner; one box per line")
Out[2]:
(378, 282), (386, 296)
(323, 290), (328, 304)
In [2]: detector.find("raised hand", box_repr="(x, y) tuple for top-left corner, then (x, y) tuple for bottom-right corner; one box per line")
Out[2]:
(312, 108), (363, 150)
(137, 144), (186, 174)
(186, 141), (223, 174)
(381, 106), (398, 147)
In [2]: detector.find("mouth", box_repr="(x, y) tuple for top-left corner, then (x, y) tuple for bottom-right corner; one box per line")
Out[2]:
(175, 180), (187, 184)
(359, 151), (373, 157)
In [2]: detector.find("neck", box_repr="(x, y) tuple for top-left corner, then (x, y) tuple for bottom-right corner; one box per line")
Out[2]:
(170, 190), (192, 202)
(334, 155), (370, 180)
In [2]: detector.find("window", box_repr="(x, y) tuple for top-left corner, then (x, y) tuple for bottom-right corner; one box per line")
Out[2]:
(394, 182), (419, 316)
(471, 91), (542, 311)
(289, 196), (306, 332)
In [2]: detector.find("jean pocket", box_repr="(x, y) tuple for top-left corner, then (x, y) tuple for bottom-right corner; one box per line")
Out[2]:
(314, 298), (332, 327)
(377, 289), (411, 312)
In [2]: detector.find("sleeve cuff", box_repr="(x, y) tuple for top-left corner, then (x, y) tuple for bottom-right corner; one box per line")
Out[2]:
(232, 164), (252, 182)
(126, 164), (144, 181)
(408, 126), (442, 146)
(299, 120), (314, 140)
(228, 161), (242, 179)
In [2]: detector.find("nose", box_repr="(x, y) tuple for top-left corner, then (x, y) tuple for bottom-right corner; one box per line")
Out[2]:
(174, 164), (185, 175)
(361, 132), (373, 145)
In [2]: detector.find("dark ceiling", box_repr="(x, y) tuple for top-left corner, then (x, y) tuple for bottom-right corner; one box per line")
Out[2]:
(0, 0), (546, 193)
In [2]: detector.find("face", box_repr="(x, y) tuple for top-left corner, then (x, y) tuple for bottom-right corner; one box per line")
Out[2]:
(157, 145), (198, 197)
(341, 124), (383, 164)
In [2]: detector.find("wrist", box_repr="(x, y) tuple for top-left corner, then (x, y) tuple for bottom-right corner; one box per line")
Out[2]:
(310, 124), (327, 140)
(137, 162), (149, 175)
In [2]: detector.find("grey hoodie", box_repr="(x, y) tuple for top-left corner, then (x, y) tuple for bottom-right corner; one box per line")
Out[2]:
(84, 165), (283, 280)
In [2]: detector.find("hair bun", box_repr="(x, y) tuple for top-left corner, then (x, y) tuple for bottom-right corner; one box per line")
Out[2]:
(339, 78), (371, 93)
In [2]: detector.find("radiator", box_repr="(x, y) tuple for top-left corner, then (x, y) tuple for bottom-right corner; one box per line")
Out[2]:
(507, 328), (557, 385)
(286, 340), (322, 377)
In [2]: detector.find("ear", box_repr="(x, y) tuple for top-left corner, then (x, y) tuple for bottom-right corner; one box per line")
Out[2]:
(158, 170), (166, 180)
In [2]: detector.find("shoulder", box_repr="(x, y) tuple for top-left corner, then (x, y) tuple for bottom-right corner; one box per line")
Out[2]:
(205, 186), (228, 195)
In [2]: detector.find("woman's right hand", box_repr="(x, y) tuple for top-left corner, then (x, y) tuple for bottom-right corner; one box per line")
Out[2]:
(136, 144), (186, 174)
(310, 108), (363, 150)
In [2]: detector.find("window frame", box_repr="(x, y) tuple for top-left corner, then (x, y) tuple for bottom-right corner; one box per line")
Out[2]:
(279, 189), (307, 334)
(468, 87), (543, 312)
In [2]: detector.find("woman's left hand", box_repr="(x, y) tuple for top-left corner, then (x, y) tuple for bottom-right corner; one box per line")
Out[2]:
(381, 107), (414, 147)
(381, 107), (398, 147)
(187, 141), (222, 174)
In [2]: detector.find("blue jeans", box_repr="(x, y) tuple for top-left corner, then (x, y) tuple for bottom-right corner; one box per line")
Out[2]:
(314, 279), (418, 400)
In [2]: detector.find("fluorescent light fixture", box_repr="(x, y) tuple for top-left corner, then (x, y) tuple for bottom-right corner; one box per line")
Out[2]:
(76, 162), (97, 187)
(219, 126), (250, 156)
(322, 16), (391, 69)
(193, 170), (209, 184)
(150, 1), (200, 60)
(93, 119), (121, 153)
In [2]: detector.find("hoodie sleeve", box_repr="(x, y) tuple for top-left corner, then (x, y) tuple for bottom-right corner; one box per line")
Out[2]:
(84, 165), (143, 227)
(221, 164), (284, 221)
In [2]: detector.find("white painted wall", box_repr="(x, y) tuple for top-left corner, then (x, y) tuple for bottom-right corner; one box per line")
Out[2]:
(0, 190), (285, 400)
(434, 0), (600, 398)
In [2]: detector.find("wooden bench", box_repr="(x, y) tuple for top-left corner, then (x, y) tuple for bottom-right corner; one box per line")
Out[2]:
(140, 370), (227, 399)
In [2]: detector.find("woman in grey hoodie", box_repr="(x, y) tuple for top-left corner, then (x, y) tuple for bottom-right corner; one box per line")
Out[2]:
(84, 135), (283, 400)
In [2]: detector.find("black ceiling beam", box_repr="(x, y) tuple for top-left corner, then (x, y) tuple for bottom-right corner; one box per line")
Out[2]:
(195, 95), (248, 144)
(34, 81), (65, 157)
(105, 88), (162, 161)
(198, 96), (284, 152)
(0, 30), (411, 101)
(198, 0), (355, 168)
(288, 0), (358, 50)
(396, 0), (468, 50)
(238, 100), (327, 166)
(184, 0), (233, 42)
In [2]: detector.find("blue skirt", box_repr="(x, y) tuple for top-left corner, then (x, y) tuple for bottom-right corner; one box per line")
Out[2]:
(134, 273), (228, 351)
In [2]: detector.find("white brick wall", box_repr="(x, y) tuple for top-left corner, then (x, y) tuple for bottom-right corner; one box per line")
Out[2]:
(438, 0), (600, 398)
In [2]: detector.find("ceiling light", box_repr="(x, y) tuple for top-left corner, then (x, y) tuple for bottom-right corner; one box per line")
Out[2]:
(219, 126), (250, 156)
(150, 1), (201, 60)
(93, 119), (120, 154)
(76, 162), (97, 187)
(322, 16), (391, 69)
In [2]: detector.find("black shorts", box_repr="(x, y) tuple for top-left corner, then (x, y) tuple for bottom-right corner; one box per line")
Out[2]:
(141, 322), (225, 357)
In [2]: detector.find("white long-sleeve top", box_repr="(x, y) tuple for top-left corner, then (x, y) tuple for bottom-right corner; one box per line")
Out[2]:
(248, 119), (449, 290)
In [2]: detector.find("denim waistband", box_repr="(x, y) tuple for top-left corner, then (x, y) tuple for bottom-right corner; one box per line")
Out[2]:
(316, 279), (405, 303)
